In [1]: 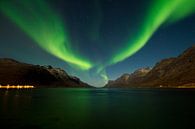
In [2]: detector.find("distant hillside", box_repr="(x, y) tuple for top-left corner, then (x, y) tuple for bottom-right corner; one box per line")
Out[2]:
(106, 46), (195, 88)
(0, 58), (91, 88)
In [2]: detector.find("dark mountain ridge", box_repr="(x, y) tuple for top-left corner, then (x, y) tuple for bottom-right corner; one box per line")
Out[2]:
(0, 58), (91, 88)
(106, 46), (195, 88)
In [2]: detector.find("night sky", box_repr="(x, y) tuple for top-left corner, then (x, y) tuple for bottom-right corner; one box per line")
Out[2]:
(0, 0), (195, 87)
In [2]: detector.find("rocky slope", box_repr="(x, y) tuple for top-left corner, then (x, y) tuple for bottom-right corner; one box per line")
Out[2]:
(106, 46), (195, 88)
(107, 67), (151, 87)
(0, 58), (91, 88)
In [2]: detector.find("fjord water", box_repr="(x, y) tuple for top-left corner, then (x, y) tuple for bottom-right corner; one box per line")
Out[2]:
(0, 88), (195, 129)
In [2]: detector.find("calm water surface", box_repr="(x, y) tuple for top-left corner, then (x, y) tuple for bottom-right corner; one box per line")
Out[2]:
(0, 88), (195, 129)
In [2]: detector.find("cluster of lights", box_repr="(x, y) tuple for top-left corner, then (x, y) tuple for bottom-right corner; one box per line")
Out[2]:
(0, 85), (34, 89)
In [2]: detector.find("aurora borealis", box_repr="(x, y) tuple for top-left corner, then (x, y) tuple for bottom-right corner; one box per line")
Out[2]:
(109, 0), (195, 65)
(0, 0), (92, 70)
(0, 0), (195, 86)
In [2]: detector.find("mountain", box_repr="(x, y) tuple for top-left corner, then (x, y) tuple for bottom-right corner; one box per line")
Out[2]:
(0, 58), (91, 88)
(107, 67), (151, 87)
(106, 46), (195, 88)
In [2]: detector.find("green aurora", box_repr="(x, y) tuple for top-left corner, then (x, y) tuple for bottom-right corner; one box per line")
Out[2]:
(0, 0), (92, 70)
(1, 0), (195, 85)
(109, 0), (195, 65)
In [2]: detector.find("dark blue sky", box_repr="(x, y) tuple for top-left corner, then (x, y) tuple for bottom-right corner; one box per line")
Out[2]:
(0, 0), (195, 86)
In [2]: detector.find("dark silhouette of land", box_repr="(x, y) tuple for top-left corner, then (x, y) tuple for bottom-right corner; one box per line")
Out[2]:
(1, 46), (195, 88)
(106, 46), (195, 88)
(0, 58), (91, 88)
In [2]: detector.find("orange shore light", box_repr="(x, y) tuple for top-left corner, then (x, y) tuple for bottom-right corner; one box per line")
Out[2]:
(0, 85), (34, 89)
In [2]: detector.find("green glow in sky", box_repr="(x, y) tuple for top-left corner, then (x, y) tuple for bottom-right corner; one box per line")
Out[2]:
(109, 0), (195, 65)
(0, 0), (92, 70)
(1, 0), (195, 86)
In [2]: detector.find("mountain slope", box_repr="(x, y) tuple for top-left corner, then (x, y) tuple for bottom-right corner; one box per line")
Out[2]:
(106, 46), (195, 88)
(107, 67), (151, 87)
(0, 58), (91, 87)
